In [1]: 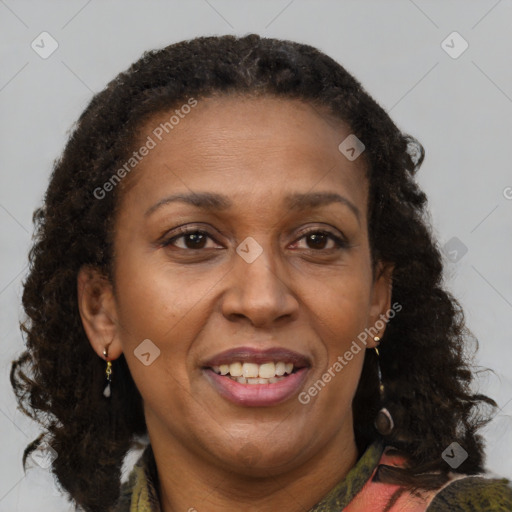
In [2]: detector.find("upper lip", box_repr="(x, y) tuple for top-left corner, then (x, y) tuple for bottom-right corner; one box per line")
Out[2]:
(202, 347), (311, 368)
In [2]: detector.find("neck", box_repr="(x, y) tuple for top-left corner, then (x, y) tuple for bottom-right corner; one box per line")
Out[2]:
(147, 416), (359, 512)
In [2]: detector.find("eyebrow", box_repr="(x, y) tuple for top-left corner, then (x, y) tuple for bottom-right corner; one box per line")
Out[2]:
(284, 192), (361, 224)
(145, 192), (231, 217)
(145, 191), (361, 224)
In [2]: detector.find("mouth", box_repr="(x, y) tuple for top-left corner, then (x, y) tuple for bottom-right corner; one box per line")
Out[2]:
(201, 347), (311, 407)
(209, 360), (300, 384)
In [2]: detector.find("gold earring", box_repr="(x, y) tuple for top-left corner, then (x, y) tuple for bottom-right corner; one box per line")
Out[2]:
(374, 335), (381, 355)
(373, 336), (394, 435)
(103, 348), (112, 398)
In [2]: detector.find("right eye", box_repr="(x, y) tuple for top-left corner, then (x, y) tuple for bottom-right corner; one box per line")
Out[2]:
(162, 230), (221, 250)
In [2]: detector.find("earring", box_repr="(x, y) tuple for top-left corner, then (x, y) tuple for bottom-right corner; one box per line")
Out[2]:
(103, 348), (113, 398)
(373, 336), (394, 436)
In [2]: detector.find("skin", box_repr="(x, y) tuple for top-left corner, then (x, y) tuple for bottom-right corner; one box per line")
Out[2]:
(78, 96), (393, 512)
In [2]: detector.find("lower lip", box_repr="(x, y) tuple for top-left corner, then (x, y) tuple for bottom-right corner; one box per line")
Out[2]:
(203, 368), (309, 407)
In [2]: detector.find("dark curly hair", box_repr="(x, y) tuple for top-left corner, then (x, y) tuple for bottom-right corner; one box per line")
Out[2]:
(11, 34), (496, 511)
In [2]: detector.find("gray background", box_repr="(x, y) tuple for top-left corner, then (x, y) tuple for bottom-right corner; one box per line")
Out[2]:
(1, 0), (511, 510)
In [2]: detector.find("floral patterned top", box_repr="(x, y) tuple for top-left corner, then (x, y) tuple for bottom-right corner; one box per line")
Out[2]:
(114, 441), (512, 511)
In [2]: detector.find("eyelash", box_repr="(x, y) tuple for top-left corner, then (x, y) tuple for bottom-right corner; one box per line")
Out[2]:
(161, 227), (348, 252)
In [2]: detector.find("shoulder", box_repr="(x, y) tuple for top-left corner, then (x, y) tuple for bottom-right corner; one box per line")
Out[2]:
(426, 475), (512, 512)
(113, 443), (160, 511)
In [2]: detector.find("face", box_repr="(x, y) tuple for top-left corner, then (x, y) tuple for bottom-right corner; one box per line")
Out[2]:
(80, 95), (392, 476)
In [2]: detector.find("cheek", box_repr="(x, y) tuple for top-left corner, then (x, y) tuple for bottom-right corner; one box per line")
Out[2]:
(112, 253), (232, 400)
(296, 263), (372, 401)
(300, 266), (372, 339)
(114, 258), (218, 344)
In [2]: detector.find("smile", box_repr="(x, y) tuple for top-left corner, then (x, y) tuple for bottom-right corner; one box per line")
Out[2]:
(203, 364), (310, 407)
(202, 346), (311, 406)
(210, 361), (296, 384)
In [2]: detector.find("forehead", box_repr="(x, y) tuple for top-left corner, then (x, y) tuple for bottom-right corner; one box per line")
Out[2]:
(118, 95), (369, 216)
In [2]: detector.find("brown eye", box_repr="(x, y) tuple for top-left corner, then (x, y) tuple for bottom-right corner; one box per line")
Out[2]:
(182, 232), (207, 249)
(292, 230), (347, 251)
(163, 230), (220, 250)
(306, 233), (329, 249)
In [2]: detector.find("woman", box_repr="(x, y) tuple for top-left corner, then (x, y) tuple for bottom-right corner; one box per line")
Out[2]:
(11, 34), (512, 511)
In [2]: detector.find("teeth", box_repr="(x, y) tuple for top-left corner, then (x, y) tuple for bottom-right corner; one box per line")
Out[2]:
(242, 363), (260, 378)
(234, 375), (286, 385)
(210, 361), (298, 379)
(258, 362), (275, 379)
(229, 362), (243, 377)
(275, 362), (286, 376)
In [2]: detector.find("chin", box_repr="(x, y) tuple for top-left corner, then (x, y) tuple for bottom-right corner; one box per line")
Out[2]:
(212, 439), (307, 476)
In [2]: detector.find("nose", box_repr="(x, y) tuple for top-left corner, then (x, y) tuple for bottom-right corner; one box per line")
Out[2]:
(220, 243), (299, 328)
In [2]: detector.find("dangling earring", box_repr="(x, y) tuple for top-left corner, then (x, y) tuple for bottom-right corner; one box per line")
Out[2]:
(103, 347), (113, 398)
(373, 336), (394, 435)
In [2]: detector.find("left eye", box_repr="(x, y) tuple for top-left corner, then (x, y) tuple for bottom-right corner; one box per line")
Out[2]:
(293, 231), (347, 250)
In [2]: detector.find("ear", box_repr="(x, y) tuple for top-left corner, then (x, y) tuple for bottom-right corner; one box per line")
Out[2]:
(77, 265), (123, 361)
(367, 261), (395, 348)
